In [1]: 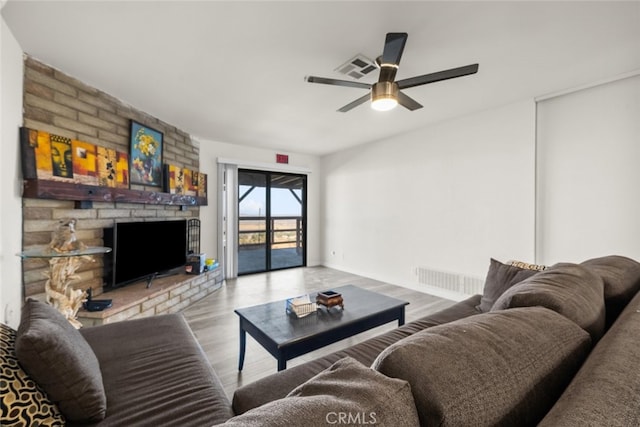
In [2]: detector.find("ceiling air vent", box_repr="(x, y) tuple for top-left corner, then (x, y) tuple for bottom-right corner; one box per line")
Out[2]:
(335, 54), (377, 80)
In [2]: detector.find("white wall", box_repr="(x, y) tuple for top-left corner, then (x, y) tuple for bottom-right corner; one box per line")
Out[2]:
(1, 14), (25, 327)
(536, 74), (640, 264)
(321, 100), (536, 293)
(197, 139), (321, 268)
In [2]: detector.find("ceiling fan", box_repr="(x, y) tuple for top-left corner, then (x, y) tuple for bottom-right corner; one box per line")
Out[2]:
(305, 32), (479, 112)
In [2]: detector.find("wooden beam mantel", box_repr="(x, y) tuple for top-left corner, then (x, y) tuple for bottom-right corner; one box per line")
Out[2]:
(23, 179), (207, 207)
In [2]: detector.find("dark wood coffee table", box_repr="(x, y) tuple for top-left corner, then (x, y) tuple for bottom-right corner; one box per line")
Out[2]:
(234, 284), (409, 371)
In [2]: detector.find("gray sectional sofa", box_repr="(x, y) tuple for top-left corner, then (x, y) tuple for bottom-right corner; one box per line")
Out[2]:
(2, 255), (640, 426)
(1, 302), (233, 426)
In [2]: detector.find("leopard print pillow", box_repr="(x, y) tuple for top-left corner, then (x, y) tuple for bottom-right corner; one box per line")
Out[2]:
(508, 260), (548, 271)
(0, 323), (65, 426)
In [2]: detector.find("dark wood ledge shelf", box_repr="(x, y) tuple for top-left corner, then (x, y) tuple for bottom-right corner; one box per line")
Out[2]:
(23, 179), (207, 207)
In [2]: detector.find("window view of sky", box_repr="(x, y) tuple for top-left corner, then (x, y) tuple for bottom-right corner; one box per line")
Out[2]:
(239, 186), (302, 217)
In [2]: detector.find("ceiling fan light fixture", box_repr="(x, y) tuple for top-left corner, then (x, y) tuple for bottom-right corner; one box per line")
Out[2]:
(306, 32), (478, 113)
(371, 81), (399, 111)
(371, 97), (398, 111)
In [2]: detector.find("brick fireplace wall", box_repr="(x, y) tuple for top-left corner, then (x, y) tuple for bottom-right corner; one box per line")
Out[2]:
(21, 55), (200, 299)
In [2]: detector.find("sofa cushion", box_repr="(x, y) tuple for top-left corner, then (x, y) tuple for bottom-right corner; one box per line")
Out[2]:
(372, 306), (591, 426)
(15, 299), (106, 423)
(581, 254), (640, 327)
(540, 294), (640, 427)
(1, 322), (65, 426)
(476, 258), (542, 312)
(218, 357), (419, 426)
(539, 290), (640, 426)
(491, 262), (606, 341)
(78, 313), (234, 426)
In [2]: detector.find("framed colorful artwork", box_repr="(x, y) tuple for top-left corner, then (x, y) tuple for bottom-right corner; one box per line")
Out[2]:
(20, 127), (75, 182)
(197, 172), (207, 198)
(163, 164), (185, 194)
(116, 151), (129, 188)
(163, 164), (173, 193)
(71, 139), (98, 185)
(191, 169), (199, 192)
(49, 134), (74, 180)
(20, 127), (39, 179)
(33, 131), (54, 179)
(97, 146), (117, 187)
(175, 166), (185, 194)
(183, 168), (197, 196)
(129, 120), (163, 186)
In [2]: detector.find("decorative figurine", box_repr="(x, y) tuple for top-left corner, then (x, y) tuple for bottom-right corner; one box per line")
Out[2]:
(45, 218), (92, 328)
(49, 218), (86, 252)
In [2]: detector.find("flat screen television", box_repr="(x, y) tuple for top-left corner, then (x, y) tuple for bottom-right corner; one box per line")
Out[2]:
(103, 219), (187, 289)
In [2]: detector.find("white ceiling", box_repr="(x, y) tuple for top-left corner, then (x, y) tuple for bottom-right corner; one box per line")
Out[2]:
(2, 1), (640, 156)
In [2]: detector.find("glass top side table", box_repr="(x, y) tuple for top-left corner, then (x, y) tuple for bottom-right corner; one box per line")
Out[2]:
(19, 246), (112, 258)
(18, 246), (111, 328)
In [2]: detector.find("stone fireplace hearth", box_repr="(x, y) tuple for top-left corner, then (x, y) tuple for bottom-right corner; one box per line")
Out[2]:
(77, 268), (222, 327)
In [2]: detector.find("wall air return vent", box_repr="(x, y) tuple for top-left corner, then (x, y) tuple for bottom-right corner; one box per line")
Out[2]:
(416, 266), (484, 297)
(335, 54), (377, 80)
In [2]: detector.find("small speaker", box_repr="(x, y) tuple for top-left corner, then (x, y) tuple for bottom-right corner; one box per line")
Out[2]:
(186, 253), (205, 275)
(83, 300), (112, 312)
(83, 288), (112, 312)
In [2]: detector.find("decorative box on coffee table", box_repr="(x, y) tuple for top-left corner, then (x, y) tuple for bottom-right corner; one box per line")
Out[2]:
(316, 290), (344, 310)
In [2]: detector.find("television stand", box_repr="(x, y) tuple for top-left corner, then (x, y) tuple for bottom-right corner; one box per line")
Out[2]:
(146, 273), (158, 289)
(146, 269), (181, 288)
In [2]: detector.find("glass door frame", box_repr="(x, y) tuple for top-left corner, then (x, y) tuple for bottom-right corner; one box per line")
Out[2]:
(237, 168), (307, 275)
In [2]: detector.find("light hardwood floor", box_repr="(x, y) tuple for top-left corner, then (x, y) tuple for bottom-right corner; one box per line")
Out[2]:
(182, 266), (456, 399)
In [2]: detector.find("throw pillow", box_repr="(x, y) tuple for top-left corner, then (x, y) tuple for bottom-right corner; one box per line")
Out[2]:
(215, 357), (419, 426)
(507, 260), (547, 271)
(491, 262), (606, 341)
(372, 307), (591, 427)
(15, 299), (107, 423)
(581, 255), (640, 327)
(476, 258), (542, 312)
(0, 323), (65, 426)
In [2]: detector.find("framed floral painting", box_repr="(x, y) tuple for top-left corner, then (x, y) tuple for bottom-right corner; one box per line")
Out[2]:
(129, 120), (163, 186)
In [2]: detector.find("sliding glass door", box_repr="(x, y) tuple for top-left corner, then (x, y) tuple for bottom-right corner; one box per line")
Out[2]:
(238, 169), (306, 275)
(238, 171), (268, 273)
(269, 173), (306, 270)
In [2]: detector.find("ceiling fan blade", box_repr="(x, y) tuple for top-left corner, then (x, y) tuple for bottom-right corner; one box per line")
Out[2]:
(381, 32), (408, 67)
(337, 93), (370, 113)
(397, 64), (479, 90)
(378, 32), (408, 83)
(305, 76), (371, 90)
(397, 91), (423, 111)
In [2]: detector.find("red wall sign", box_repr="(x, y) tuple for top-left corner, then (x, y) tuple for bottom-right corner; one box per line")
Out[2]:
(276, 154), (289, 164)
